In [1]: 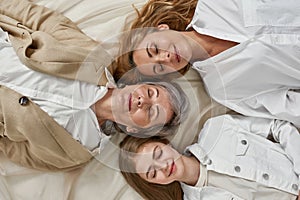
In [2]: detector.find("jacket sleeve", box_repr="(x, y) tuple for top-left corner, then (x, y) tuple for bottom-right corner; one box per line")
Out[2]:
(229, 114), (300, 190)
(269, 119), (300, 189)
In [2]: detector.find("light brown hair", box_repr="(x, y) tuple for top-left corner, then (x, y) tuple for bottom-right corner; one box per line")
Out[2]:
(119, 135), (183, 200)
(113, 0), (198, 83)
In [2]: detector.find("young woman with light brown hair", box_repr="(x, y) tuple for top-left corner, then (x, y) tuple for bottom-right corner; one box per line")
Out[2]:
(119, 136), (183, 200)
(119, 115), (300, 200)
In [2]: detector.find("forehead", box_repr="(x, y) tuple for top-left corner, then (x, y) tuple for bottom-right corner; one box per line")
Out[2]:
(134, 142), (162, 172)
(135, 30), (170, 49)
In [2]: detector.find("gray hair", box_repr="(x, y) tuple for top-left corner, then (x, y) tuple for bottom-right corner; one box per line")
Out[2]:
(117, 80), (190, 137)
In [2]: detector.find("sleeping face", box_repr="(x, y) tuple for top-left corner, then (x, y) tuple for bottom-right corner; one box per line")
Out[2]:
(111, 84), (174, 133)
(132, 25), (193, 76)
(133, 141), (185, 185)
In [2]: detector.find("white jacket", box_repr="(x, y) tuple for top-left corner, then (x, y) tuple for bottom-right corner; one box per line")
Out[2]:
(188, 0), (300, 127)
(182, 115), (300, 200)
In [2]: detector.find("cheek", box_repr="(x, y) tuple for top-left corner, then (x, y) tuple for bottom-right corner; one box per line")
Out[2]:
(130, 110), (149, 127)
(160, 105), (173, 124)
(133, 50), (148, 66)
(137, 64), (154, 76)
(180, 45), (193, 62)
(155, 174), (173, 185)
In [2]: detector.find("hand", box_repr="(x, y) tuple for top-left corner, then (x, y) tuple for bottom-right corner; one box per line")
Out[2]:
(297, 191), (300, 200)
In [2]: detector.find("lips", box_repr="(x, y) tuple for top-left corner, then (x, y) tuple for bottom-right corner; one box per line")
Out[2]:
(128, 93), (132, 111)
(174, 45), (181, 63)
(168, 161), (176, 176)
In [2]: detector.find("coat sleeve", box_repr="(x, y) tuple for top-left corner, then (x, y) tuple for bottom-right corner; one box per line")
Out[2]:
(0, 0), (113, 85)
(0, 136), (87, 171)
(0, 86), (93, 172)
(0, 0), (98, 49)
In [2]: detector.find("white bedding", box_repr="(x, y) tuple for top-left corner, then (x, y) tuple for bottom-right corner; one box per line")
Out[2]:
(0, 0), (229, 199)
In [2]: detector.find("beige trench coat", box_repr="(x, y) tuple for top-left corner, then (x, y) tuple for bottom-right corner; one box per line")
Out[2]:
(0, 0), (112, 170)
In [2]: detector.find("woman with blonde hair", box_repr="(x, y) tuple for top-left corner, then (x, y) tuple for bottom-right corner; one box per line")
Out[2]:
(115, 0), (300, 128)
(114, 0), (197, 83)
(119, 115), (300, 200)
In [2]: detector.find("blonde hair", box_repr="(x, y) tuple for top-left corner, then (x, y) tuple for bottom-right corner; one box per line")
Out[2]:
(113, 0), (198, 82)
(131, 0), (197, 30)
(119, 135), (183, 200)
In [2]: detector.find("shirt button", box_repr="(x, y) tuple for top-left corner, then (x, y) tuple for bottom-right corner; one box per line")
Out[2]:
(234, 166), (241, 173)
(262, 173), (269, 180)
(19, 96), (29, 106)
(207, 159), (212, 165)
(241, 140), (247, 145)
(204, 156), (212, 165)
(292, 184), (298, 191)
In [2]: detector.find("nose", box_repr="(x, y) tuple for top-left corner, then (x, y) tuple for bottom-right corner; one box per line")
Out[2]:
(155, 50), (170, 62)
(137, 96), (151, 108)
(154, 160), (168, 175)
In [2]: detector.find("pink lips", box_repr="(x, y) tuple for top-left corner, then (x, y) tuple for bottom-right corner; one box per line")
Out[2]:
(169, 161), (176, 176)
(128, 93), (132, 111)
(174, 46), (181, 63)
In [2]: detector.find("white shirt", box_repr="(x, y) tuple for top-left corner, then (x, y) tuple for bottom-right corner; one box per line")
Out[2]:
(0, 28), (112, 152)
(188, 0), (300, 127)
(182, 115), (300, 200)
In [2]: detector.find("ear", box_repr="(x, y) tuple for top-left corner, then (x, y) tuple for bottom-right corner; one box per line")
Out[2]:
(126, 126), (139, 134)
(157, 24), (170, 30)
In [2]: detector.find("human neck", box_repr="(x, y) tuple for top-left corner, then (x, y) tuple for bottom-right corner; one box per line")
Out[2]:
(183, 30), (238, 60)
(93, 89), (114, 125)
(180, 155), (200, 186)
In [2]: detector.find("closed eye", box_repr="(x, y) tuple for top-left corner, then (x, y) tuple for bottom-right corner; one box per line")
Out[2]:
(152, 169), (157, 178)
(148, 106), (154, 119)
(146, 43), (153, 58)
(154, 44), (159, 54)
(153, 64), (164, 74)
(153, 145), (162, 160)
(146, 167), (156, 179)
(148, 88), (154, 98)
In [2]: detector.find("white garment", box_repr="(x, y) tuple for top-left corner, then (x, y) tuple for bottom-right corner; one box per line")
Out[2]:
(188, 0), (300, 127)
(182, 115), (299, 200)
(0, 28), (112, 151)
